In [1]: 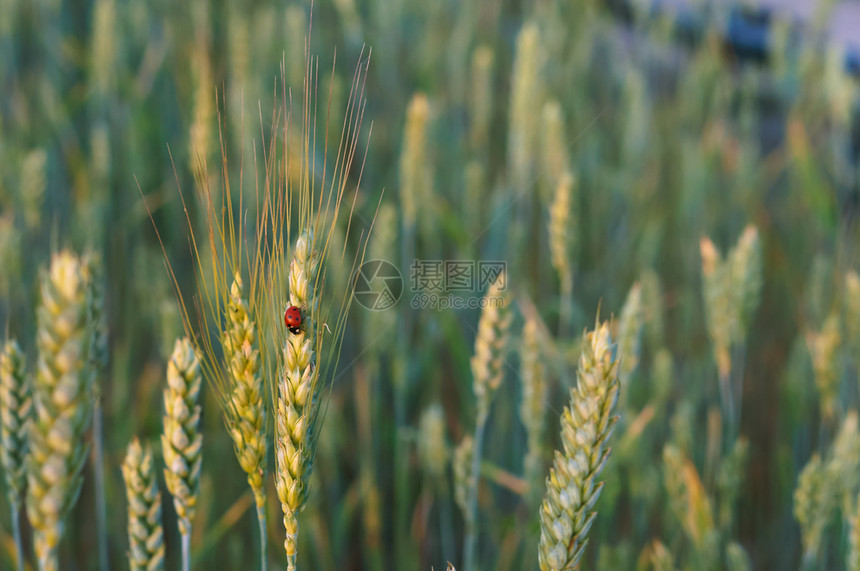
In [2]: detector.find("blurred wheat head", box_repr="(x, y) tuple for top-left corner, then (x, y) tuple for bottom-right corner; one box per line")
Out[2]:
(26, 251), (94, 571)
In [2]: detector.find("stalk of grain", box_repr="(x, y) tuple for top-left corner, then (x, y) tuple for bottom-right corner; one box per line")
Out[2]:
(795, 453), (837, 568)
(548, 172), (576, 338)
(122, 437), (165, 571)
(26, 251), (94, 571)
(519, 316), (547, 507)
(650, 541), (676, 571)
(223, 272), (268, 569)
(85, 254), (110, 571)
(400, 93), (431, 234)
(806, 312), (841, 424)
(662, 445), (717, 564)
(418, 404), (448, 484)
(469, 46), (494, 151)
(540, 101), (569, 200)
(463, 270), (512, 571)
(726, 542), (752, 571)
(508, 22), (542, 192)
(850, 492), (860, 571)
(716, 437), (748, 533)
(616, 282), (643, 395)
(161, 337), (203, 571)
(188, 0), (213, 178)
(1, 340), (32, 571)
(453, 435), (474, 523)
(829, 411), (860, 520)
(275, 231), (321, 571)
(700, 237), (733, 395)
(538, 321), (619, 570)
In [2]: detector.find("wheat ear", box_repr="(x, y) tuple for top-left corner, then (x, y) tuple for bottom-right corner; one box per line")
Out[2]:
(161, 337), (203, 571)
(26, 251), (94, 571)
(223, 273), (268, 567)
(538, 321), (620, 570)
(519, 316), (547, 506)
(1, 340), (32, 571)
(795, 453), (837, 567)
(463, 271), (512, 571)
(275, 231), (321, 571)
(122, 437), (165, 571)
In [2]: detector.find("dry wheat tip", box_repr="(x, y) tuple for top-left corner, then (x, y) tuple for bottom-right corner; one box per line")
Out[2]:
(223, 272), (267, 508)
(161, 337), (203, 537)
(26, 250), (94, 571)
(538, 320), (620, 571)
(1, 340), (31, 509)
(122, 437), (165, 571)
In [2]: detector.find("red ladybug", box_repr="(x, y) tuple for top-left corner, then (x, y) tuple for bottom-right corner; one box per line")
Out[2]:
(284, 306), (302, 335)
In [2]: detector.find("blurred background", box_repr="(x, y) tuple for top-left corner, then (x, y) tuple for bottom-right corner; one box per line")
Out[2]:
(1, 0), (860, 569)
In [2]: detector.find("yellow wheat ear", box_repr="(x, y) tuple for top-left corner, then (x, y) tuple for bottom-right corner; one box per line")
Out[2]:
(122, 437), (166, 571)
(275, 231), (321, 571)
(161, 337), (203, 571)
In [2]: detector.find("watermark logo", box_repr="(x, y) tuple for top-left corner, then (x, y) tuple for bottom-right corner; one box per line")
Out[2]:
(353, 260), (404, 311)
(354, 259), (506, 311)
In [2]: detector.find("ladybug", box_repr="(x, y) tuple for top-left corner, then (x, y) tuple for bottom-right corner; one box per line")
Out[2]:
(284, 306), (303, 335)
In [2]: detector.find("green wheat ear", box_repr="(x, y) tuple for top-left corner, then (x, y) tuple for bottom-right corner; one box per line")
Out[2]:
(1, 339), (32, 571)
(538, 320), (620, 571)
(1, 340), (31, 509)
(27, 250), (94, 571)
(122, 437), (165, 571)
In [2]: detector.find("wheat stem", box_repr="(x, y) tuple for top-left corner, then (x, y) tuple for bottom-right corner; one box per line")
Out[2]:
(94, 400), (110, 571)
(257, 504), (268, 571)
(11, 500), (24, 571)
(182, 531), (191, 571)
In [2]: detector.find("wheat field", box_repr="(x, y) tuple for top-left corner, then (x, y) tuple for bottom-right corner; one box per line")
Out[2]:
(0, 0), (859, 569)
